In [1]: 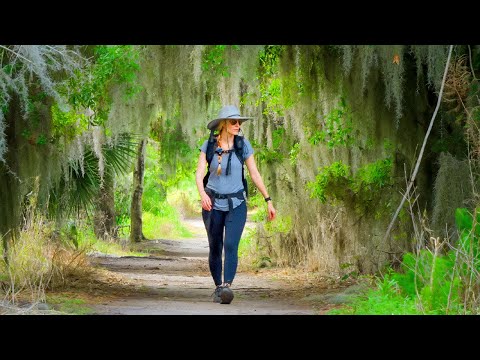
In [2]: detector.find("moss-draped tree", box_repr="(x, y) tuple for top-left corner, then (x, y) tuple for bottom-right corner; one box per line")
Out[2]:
(2, 44), (479, 279)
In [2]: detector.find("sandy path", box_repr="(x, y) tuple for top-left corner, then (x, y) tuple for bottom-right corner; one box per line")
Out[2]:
(88, 219), (351, 315)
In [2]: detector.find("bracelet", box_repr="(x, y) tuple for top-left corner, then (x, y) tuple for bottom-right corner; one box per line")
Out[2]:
(264, 197), (272, 202)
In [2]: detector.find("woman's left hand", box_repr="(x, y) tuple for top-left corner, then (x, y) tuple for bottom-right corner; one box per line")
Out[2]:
(267, 202), (276, 221)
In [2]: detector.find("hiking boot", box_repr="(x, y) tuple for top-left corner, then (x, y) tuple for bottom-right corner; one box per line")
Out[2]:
(220, 286), (234, 304)
(212, 286), (223, 303)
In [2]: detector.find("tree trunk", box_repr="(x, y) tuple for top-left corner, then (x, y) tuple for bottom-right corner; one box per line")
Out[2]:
(0, 93), (22, 264)
(93, 172), (116, 240)
(130, 138), (147, 243)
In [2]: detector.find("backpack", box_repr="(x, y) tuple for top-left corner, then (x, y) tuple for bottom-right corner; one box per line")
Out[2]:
(203, 130), (248, 197)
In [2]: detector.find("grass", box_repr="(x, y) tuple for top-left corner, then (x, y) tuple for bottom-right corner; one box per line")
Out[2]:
(46, 293), (95, 315)
(142, 211), (193, 240)
(89, 239), (146, 257)
(326, 288), (420, 315)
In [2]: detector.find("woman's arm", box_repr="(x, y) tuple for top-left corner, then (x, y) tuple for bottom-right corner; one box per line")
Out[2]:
(195, 151), (212, 211)
(245, 155), (276, 221)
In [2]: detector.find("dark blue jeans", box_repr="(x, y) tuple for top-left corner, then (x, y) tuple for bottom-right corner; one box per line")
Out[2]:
(202, 201), (247, 286)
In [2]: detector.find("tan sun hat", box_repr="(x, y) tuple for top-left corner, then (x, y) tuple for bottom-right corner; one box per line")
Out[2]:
(207, 105), (253, 130)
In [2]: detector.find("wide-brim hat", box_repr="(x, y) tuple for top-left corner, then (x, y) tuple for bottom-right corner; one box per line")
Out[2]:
(207, 105), (253, 130)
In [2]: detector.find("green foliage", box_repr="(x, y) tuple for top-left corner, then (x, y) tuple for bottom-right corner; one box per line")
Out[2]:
(281, 71), (305, 107)
(81, 133), (196, 240)
(364, 137), (375, 150)
(329, 256), (463, 315)
(142, 143), (168, 214)
(76, 225), (144, 256)
(16, 94), (53, 147)
(103, 133), (139, 176)
(340, 262), (359, 281)
(36, 134), (47, 145)
(331, 205), (480, 314)
(202, 45), (227, 75)
(383, 139), (393, 152)
(26, 97), (42, 124)
(455, 208), (480, 268)
(328, 274), (419, 315)
(308, 156), (393, 212)
(109, 135), (142, 228)
(237, 226), (272, 268)
(50, 103), (89, 141)
(150, 116), (198, 190)
(251, 128), (286, 164)
(307, 161), (352, 203)
(264, 214), (292, 234)
(308, 97), (353, 148)
(352, 158), (393, 193)
(202, 45), (239, 77)
(455, 207), (479, 236)
(91, 45), (142, 99)
(58, 220), (80, 249)
(1, 98), (8, 115)
(256, 45), (286, 117)
(247, 192), (265, 214)
(238, 226), (256, 258)
(392, 251), (462, 313)
(258, 78), (284, 116)
(142, 210), (193, 240)
(272, 128), (285, 150)
(49, 133), (138, 219)
(258, 45), (284, 78)
(289, 142), (300, 165)
(114, 173), (132, 227)
(0, 45), (89, 163)
(60, 45), (142, 127)
(138, 142), (196, 239)
(55, 149), (101, 216)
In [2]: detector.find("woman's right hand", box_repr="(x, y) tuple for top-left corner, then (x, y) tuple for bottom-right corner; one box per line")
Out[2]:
(201, 191), (212, 211)
(267, 201), (276, 221)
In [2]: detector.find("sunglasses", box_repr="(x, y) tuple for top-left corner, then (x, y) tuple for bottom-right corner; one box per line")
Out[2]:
(228, 119), (243, 126)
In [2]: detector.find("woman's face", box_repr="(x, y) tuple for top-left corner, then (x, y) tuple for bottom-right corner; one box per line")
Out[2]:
(226, 119), (242, 135)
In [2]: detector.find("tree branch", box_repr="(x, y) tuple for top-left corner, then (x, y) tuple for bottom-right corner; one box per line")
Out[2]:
(0, 45), (33, 64)
(468, 45), (479, 82)
(383, 45), (454, 244)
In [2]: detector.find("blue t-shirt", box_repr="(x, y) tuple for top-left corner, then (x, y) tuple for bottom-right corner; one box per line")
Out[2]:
(200, 137), (254, 211)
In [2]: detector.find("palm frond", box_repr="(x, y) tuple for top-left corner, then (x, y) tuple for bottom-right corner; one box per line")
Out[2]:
(48, 132), (140, 220)
(103, 133), (140, 176)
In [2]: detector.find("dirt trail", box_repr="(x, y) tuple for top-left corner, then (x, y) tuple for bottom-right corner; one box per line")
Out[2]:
(87, 219), (355, 315)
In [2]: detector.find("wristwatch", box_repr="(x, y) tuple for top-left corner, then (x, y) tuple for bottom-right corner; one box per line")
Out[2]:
(264, 197), (272, 202)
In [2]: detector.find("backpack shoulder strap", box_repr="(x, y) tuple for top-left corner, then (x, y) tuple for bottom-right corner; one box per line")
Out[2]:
(203, 130), (217, 188)
(233, 135), (245, 164)
(233, 135), (249, 198)
(206, 130), (217, 167)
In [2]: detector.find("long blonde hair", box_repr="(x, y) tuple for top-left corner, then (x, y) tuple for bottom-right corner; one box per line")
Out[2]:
(216, 120), (227, 175)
